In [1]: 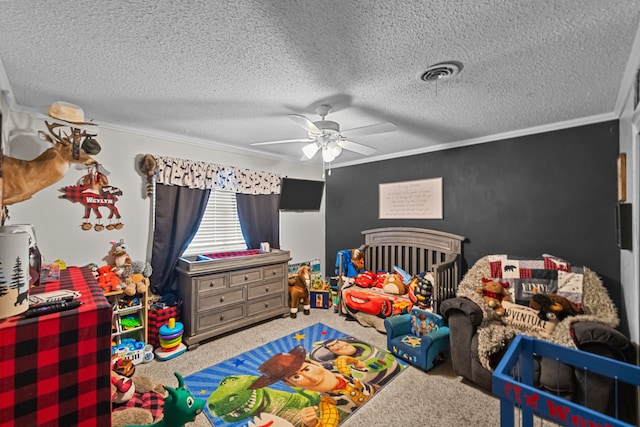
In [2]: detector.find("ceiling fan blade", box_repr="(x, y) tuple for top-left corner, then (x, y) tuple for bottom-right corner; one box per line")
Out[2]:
(301, 142), (320, 159)
(337, 139), (377, 156)
(251, 138), (314, 146)
(341, 122), (397, 137)
(289, 114), (321, 134)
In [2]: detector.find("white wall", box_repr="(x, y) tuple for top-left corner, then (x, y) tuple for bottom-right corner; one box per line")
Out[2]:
(2, 109), (326, 276)
(619, 95), (640, 346)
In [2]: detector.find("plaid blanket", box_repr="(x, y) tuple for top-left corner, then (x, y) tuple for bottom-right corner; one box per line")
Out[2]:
(198, 249), (262, 259)
(487, 254), (584, 306)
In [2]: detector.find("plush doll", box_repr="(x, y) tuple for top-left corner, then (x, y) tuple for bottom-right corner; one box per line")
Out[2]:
(288, 265), (311, 318)
(97, 264), (121, 292)
(111, 371), (136, 404)
(476, 278), (511, 316)
(351, 245), (367, 272)
(111, 361), (168, 427)
(382, 273), (406, 295)
(111, 239), (133, 279)
(407, 274), (434, 308)
(123, 261), (152, 296)
(529, 288), (584, 321)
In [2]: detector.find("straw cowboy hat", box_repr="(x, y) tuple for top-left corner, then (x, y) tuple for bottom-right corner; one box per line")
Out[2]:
(248, 345), (307, 389)
(47, 101), (95, 125)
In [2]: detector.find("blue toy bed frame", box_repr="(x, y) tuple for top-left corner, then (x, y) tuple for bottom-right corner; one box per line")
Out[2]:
(493, 335), (639, 427)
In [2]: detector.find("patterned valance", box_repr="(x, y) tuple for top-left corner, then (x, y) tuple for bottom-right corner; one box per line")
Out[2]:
(152, 155), (281, 195)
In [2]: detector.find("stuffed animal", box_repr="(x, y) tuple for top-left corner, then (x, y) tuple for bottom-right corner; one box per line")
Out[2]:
(476, 278), (511, 316)
(97, 264), (121, 292)
(111, 361), (168, 427)
(288, 265), (311, 318)
(351, 245), (367, 272)
(529, 288), (584, 321)
(111, 239), (133, 278)
(111, 371), (136, 404)
(382, 273), (406, 295)
(407, 274), (434, 308)
(123, 261), (152, 296)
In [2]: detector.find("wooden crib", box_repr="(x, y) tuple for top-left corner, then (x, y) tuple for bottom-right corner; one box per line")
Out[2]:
(338, 227), (465, 321)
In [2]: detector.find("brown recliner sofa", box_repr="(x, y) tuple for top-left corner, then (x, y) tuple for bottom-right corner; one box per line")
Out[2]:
(440, 256), (637, 425)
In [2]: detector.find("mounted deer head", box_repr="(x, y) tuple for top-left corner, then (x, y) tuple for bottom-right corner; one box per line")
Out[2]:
(2, 122), (100, 206)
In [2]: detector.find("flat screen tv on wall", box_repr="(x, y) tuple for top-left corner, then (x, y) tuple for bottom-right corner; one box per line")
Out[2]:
(278, 177), (325, 211)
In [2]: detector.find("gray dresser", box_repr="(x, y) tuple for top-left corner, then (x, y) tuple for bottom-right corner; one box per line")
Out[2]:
(176, 250), (291, 349)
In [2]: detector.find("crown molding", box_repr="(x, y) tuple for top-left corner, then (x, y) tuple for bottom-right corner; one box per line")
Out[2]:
(333, 112), (618, 168)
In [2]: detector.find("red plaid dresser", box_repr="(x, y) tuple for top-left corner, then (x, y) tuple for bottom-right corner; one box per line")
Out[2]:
(0, 267), (112, 427)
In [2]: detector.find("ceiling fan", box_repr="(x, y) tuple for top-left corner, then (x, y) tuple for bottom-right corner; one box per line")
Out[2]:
(251, 104), (397, 163)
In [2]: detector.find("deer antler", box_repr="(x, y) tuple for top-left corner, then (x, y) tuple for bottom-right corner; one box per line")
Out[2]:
(44, 121), (71, 145)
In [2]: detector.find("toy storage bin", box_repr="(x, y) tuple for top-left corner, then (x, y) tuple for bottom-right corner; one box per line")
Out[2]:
(148, 304), (181, 349)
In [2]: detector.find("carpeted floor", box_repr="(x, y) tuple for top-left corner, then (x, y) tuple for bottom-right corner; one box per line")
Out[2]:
(136, 308), (558, 427)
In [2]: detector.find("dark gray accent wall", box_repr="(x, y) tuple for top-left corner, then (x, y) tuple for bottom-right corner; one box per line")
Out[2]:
(325, 120), (628, 334)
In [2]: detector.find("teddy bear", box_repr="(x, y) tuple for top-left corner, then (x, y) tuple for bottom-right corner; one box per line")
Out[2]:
(123, 261), (152, 296)
(476, 278), (511, 316)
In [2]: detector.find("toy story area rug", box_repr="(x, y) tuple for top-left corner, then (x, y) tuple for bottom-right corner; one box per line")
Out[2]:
(184, 323), (406, 427)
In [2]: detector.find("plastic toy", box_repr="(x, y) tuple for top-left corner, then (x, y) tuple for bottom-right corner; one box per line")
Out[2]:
(138, 372), (204, 427)
(154, 318), (186, 361)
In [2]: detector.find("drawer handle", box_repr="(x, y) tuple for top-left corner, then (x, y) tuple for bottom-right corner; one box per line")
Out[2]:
(209, 282), (215, 287)
(265, 287), (269, 292)
(264, 302), (269, 307)
(244, 275), (249, 281)
(272, 269), (277, 275)
(220, 296), (225, 302)
(220, 314), (225, 321)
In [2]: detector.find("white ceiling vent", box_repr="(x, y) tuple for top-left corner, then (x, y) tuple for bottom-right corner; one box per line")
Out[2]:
(417, 61), (463, 82)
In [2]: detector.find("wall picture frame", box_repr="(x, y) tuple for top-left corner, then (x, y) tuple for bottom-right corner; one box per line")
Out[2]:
(378, 177), (443, 219)
(617, 153), (626, 202)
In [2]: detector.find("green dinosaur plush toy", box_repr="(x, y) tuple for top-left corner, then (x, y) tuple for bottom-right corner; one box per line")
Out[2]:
(124, 372), (203, 427)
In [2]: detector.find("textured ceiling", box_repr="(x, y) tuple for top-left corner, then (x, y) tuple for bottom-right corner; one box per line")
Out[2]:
(1, 1), (640, 167)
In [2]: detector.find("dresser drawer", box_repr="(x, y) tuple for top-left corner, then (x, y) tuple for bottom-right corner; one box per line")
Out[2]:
(197, 304), (245, 331)
(196, 273), (228, 292)
(247, 294), (284, 316)
(263, 264), (285, 279)
(247, 278), (285, 300)
(230, 268), (263, 286)
(198, 287), (245, 312)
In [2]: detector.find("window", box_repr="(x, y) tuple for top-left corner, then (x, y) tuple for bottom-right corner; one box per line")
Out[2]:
(182, 189), (246, 256)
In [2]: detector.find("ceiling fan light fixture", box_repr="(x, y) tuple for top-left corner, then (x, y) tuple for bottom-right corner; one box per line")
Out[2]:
(322, 147), (336, 162)
(327, 141), (343, 157)
(302, 143), (320, 159)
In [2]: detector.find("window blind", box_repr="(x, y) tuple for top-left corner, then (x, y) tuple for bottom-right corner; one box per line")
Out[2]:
(183, 189), (247, 256)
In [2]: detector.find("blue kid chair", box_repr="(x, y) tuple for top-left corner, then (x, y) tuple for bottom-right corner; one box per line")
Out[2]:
(384, 306), (450, 371)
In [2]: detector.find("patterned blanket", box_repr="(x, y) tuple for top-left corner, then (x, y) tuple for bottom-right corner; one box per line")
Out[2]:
(457, 255), (619, 371)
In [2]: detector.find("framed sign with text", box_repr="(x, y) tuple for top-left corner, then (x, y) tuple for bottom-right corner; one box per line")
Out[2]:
(379, 177), (443, 219)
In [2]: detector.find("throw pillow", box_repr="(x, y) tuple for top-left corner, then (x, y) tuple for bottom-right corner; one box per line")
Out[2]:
(500, 301), (558, 337)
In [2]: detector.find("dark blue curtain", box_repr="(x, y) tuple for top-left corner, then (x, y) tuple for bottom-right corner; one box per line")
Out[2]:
(149, 184), (210, 295)
(236, 193), (280, 250)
